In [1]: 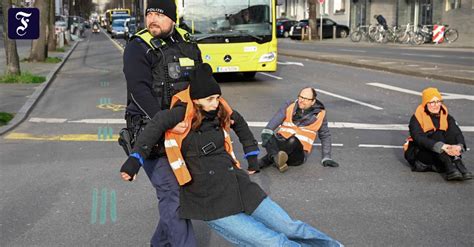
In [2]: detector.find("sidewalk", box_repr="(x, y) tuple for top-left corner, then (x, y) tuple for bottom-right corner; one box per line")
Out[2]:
(0, 39), (78, 135)
(279, 37), (474, 85)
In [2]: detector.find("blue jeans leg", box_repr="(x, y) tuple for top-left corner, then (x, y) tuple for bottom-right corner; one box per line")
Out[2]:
(206, 213), (300, 247)
(142, 157), (197, 247)
(251, 197), (343, 247)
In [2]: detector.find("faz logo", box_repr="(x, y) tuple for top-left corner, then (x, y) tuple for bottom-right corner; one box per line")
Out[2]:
(8, 8), (40, 39)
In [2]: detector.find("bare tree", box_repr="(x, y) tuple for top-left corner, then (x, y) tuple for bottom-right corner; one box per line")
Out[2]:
(29, 0), (48, 61)
(1, 0), (21, 75)
(308, 0), (319, 40)
(48, 0), (56, 51)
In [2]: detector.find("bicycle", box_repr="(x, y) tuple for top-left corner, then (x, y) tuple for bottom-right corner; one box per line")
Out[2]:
(443, 25), (459, 43)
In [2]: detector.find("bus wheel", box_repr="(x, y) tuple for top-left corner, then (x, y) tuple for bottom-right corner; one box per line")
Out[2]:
(242, 72), (256, 79)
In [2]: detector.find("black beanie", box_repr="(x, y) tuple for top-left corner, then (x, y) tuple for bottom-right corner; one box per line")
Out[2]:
(190, 63), (221, 100)
(146, 0), (177, 22)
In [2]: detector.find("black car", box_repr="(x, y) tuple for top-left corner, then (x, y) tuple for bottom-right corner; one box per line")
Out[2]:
(289, 18), (349, 39)
(276, 19), (298, 38)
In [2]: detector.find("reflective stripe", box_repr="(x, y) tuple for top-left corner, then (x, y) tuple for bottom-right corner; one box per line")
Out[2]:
(164, 139), (178, 148)
(169, 159), (183, 170)
(281, 121), (295, 127)
(295, 134), (314, 145)
(223, 130), (229, 138)
(279, 127), (297, 135)
(299, 127), (316, 134)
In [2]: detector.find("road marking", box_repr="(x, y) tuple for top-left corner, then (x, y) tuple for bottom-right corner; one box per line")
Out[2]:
(401, 53), (444, 58)
(100, 81), (110, 87)
(259, 72), (283, 80)
(315, 88), (383, 110)
(367, 82), (474, 101)
(407, 64), (420, 67)
(4, 133), (119, 141)
(277, 61), (304, 66)
(379, 62), (397, 65)
(29, 117), (67, 123)
(99, 98), (112, 104)
(453, 70), (474, 73)
(91, 188), (116, 225)
(359, 144), (403, 149)
(98, 127), (114, 140)
(338, 49), (367, 53)
(257, 141), (343, 147)
(105, 31), (124, 53)
(68, 119), (126, 124)
(420, 67), (438, 70)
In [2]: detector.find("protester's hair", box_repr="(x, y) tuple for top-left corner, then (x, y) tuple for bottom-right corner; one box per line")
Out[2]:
(300, 87), (317, 100)
(191, 102), (230, 131)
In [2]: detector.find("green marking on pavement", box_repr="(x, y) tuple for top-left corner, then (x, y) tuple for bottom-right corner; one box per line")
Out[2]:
(99, 98), (112, 105)
(100, 81), (110, 87)
(91, 188), (98, 224)
(110, 190), (117, 223)
(98, 127), (114, 140)
(100, 188), (108, 224)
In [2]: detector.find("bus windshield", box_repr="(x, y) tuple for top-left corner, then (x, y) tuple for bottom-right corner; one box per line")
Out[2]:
(179, 0), (272, 43)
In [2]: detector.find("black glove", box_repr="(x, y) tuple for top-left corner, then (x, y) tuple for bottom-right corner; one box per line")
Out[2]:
(120, 156), (141, 181)
(261, 128), (274, 147)
(246, 155), (260, 173)
(322, 159), (339, 168)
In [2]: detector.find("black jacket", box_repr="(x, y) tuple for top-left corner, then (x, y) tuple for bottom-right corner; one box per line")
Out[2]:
(132, 103), (265, 220)
(409, 108), (466, 153)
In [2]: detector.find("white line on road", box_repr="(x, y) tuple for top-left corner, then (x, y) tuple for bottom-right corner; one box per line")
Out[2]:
(420, 67), (438, 70)
(338, 49), (367, 53)
(359, 144), (403, 149)
(257, 141), (343, 147)
(400, 53), (445, 58)
(367, 82), (474, 101)
(277, 61), (304, 66)
(259, 72), (283, 80)
(315, 88), (384, 110)
(27, 118), (474, 132)
(379, 62), (397, 65)
(406, 64), (420, 67)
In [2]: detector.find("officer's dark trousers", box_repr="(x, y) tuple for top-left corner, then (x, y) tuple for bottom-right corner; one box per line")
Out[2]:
(264, 135), (305, 166)
(142, 156), (197, 247)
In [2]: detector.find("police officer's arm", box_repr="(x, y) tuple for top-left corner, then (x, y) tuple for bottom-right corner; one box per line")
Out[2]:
(409, 115), (443, 153)
(120, 103), (186, 181)
(123, 40), (161, 117)
(230, 110), (260, 172)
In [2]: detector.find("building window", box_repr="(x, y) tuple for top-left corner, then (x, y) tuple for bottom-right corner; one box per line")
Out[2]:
(446, 0), (461, 11)
(334, 0), (346, 14)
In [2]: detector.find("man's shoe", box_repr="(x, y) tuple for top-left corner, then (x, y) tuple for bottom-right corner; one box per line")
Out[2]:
(454, 160), (473, 180)
(273, 151), (288, 173)
(444, 169), (463, 181)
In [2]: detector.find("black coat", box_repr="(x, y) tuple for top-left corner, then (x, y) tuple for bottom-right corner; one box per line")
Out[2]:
(409, 108), (466, 152)
(133, 104), (266, 221)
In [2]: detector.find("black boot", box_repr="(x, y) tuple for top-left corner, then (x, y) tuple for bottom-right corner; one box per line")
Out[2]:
(454, 159), (472, 180)
(439, 154), (463, 181)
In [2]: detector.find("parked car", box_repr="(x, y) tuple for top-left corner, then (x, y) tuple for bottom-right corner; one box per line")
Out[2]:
(277, 19), (298, 38)
(123, 17), (137, 43)
(289, 18), (349, 39)
(111, 19), (126, 38)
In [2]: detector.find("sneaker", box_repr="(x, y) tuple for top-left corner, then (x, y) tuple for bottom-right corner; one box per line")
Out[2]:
(273, 151), (288, 173)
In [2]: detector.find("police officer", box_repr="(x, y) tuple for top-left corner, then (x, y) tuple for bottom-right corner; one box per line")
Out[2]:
(259, 87), (339, 172)
(121, 0), (202, 246)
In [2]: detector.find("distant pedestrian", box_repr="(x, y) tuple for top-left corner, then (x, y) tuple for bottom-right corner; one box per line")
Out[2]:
(374, 14), (388, 30)
(259, 87), (339, 172)
(404, 87), (472, 181)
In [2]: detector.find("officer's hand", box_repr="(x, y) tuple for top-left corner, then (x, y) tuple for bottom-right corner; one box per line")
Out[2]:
(120, 156), (141, 181)
(261, 128), (274, 147)
(171, 121), (188, 134)
(322, 159), (339, 168)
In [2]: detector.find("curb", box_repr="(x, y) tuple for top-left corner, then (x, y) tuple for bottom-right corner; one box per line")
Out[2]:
(0, 41), (80, 136)
(279, 49), (474, 85)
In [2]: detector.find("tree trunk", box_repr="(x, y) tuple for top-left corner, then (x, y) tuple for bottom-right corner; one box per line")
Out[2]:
(308, 0), (319, 40)
(1, 0), (21, 75)
(48, 0), (56, 51)
(29, 0), (48, 62)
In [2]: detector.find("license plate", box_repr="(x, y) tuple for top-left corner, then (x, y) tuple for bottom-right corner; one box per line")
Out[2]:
(216, 66), (239, 72)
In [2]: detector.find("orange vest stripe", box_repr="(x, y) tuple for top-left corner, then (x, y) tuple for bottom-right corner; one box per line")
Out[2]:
(164, 88), (240, 186)
(277, 102), (326, 153)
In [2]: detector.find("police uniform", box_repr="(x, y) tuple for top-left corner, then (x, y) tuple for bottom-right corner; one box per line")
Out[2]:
(121, 2), (201, 245)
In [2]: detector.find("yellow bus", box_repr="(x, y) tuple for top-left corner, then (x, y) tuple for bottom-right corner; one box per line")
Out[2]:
(105, 9), (131, 32)
(176, 0), (277, 78)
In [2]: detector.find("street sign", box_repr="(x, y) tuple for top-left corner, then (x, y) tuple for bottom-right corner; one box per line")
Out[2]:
(319, 0), (325, 4)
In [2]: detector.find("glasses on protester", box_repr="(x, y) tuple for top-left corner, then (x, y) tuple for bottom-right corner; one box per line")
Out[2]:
(427, 100), (443, 106)
(298, 95), (315, 102)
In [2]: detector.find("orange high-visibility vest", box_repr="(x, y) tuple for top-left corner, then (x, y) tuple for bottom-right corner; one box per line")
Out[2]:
(164, 88), (241, 186)
(403, 104), (448, 152)
(277, 102), (326, 153)
(414, 104), (448, 133)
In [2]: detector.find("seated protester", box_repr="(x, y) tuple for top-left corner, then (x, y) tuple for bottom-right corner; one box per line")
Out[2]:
(259, 87), (339, 172)
(404, 87), (472, 181)
(120, 64), (343, 247)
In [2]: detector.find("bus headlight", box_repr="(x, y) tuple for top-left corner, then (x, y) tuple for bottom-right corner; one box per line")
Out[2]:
(258, 52), (276, 63)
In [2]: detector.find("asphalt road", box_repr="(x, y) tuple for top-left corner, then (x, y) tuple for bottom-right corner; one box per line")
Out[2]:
(279, 38), (474, 67)
(1, 30), (473, 246)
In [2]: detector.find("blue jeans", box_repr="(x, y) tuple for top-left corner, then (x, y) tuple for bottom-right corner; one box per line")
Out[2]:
(206, 197), (342, 247)
(142, 157), (197, 247)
